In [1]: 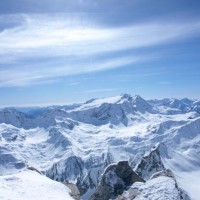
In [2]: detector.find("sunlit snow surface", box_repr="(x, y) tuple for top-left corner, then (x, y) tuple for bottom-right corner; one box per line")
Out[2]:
(0, 170), (73, 200)
(0, 94), (200, 199)
(129, 176), (181, 200)
(175, 170), (200, 200)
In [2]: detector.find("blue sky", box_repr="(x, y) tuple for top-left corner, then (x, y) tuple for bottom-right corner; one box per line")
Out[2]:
(0, 0), (200, 106)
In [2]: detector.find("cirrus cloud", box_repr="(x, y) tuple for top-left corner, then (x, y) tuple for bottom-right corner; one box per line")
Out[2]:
(0, 14), (200, 87)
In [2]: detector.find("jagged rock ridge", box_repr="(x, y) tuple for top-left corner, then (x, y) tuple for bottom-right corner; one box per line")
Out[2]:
(90, 161), (144, 200)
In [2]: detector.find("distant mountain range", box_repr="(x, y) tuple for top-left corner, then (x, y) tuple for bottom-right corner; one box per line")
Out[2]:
(0, 94), (200, 200)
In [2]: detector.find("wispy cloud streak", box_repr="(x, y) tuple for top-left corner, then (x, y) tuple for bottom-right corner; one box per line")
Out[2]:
(0, 14), (200, 87)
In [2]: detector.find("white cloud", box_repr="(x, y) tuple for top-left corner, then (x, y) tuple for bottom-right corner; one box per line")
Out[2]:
(0, 54), (148, 87)
(0, 14), (200, 87)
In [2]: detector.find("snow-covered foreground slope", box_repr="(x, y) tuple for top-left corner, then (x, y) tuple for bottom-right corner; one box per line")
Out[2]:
(0, 170), (73, 200)
(118, 170), (190, 200)
(0, 94), (200, 199)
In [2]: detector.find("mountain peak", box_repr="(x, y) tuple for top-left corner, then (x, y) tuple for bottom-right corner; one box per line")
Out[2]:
(120, 93), (132, 100)
(133, 95), (145, 101)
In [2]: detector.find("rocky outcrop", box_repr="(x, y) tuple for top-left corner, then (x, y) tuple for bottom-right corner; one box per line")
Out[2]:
(135, 143), (167, 180)
(89, 161), (144, 200)
(77, 149), (114, 197)
(27, 166), (42, 174)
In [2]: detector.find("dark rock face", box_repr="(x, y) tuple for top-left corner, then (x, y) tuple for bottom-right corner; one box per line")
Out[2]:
(89, 161), (144, 200)
(135, 143), (166, 181)
(115, 161), (143, 185)
(27, 166), (42, 174)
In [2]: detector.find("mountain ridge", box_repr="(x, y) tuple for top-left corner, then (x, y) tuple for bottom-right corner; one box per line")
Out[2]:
(0, 94), (200, 199)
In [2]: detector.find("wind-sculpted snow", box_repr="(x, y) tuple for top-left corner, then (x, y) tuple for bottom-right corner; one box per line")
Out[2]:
(0, 94), (200, 199)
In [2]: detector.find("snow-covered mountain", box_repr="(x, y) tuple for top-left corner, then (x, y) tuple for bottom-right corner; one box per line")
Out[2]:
(0, 94), (200, 200)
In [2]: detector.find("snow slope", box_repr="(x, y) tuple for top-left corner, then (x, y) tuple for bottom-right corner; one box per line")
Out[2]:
(0, 170), (73, 200)
(118, 170), (190, 200)
(0, 94), (200, 199)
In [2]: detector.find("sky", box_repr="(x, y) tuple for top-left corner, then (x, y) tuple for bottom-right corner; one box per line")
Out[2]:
(0, 0), (200, 106)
